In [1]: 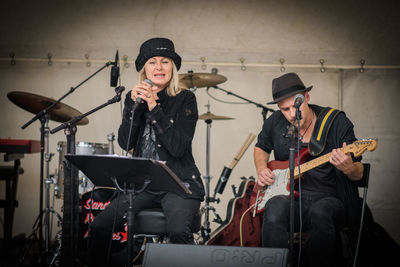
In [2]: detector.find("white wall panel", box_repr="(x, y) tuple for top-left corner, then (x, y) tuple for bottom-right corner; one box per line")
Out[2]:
(343, 69), (400, 243)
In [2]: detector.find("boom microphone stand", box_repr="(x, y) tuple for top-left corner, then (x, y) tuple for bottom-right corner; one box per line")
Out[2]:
(20, 60), (115, 262)
(287, 105), (302, 267)
(50, 86), (125, 266)
(208, 85), (274, 121)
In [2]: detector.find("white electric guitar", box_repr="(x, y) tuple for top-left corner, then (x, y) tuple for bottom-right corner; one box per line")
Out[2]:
(250, 139), (378, 215)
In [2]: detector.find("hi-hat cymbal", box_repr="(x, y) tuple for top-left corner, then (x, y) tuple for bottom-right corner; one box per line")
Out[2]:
(179, 73), (227, 89)
(7, 91), (89, 125)
(199, 112), (234, 121)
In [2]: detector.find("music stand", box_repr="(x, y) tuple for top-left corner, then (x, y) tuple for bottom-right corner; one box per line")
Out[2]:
(64, 154), (191, 267)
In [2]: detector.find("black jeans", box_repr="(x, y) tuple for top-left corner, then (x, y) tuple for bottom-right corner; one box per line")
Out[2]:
(87, 190), (200, 267)
(262, 191), (346, 267)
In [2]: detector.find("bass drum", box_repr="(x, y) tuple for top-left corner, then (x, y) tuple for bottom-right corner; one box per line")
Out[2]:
(55, 141), (109, 198)
(78, 188), (127, 265)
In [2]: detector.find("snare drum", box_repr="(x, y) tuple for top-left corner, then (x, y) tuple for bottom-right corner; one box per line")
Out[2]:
(55, 141), (109, 198)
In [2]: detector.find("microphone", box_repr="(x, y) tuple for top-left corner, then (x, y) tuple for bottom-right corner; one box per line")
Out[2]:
(135, 79), (153, 105)
(125, 79), (152, 156)
(294, 93), (305, 108)
(110, 50), (119, 87)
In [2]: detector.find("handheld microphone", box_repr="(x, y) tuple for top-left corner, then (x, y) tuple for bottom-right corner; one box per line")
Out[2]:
(294, 93), (305, 108)
(125, 79), (152, 156)
(110, 50), (119, 87)
(135, 79), (153, 105)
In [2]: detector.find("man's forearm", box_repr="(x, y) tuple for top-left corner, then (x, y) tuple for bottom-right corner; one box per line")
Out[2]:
(254, 147), (270, 173)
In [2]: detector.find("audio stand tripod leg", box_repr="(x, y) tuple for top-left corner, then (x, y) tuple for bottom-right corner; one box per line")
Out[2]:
(44, 116), (55, 255)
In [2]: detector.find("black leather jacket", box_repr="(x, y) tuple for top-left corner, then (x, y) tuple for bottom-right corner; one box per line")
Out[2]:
(118, 88), (205, 200)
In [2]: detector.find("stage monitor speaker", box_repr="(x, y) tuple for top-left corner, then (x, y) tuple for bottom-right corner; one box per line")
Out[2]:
(142, 243), (288, 267)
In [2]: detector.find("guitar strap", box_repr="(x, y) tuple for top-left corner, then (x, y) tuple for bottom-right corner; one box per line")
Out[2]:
(308, 107), (343, 156)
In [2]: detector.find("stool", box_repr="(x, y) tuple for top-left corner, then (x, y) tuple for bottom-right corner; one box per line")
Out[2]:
(134, 208), (201, 243)
(0, 159), (24, 243)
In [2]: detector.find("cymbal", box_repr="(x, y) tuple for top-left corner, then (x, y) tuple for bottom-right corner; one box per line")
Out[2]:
(198, 112), (234, 121)
(7, 91), (89, 125)
(179, 73), (227, 89)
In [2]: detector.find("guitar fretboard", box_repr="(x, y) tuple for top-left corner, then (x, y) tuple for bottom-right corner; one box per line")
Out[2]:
(290, 146), (353, 178)
(293, 152), (333, 177)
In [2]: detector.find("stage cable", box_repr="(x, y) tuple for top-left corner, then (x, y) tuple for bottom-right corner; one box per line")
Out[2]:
(239, 202), (256, 247)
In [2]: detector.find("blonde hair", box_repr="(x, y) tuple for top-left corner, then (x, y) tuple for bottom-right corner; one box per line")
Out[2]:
(138, 60), (183, 97)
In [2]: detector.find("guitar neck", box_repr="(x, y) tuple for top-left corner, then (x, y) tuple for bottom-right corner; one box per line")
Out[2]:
(293, 151), (333, 177)
(284, 139), (376, 179)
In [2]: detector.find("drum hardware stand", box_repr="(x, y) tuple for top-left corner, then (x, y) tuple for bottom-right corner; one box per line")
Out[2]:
(107, 132), (115, 154)
(50, 86), (125, 266)
(49, 230), (63, 266)
(184, 69), (198, 93)
(19, 114), (59, 263)
(19, 194), (63, 266)
(200, 103), (223, 242)
(208, 85), (275, 121)
(43, 117), (58, 255)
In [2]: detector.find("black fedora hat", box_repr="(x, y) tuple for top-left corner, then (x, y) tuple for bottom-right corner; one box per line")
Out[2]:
(135, 37), (182, 72)
(267, 72), (312, 104)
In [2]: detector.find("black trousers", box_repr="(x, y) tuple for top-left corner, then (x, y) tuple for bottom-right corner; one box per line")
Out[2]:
(87, 190), (200, 267)
(262, 191), (346, 267)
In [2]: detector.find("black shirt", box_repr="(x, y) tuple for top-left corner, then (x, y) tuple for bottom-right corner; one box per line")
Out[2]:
(255, 104), (361, 196)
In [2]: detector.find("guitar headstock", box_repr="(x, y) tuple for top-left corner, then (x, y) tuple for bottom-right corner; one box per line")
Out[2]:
(346, 139), (378, 157)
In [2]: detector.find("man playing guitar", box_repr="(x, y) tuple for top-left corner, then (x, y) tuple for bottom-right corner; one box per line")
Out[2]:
(254, 72), (364, 267)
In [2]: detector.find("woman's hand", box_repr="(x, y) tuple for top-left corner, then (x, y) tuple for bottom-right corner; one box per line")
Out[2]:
(131, 81), (158, 111)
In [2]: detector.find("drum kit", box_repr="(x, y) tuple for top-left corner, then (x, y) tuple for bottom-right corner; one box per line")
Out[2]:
(7, 70), (276, 267)
(7, 91), (118, 261)
(7, 92), (115, 198)
(6, 71), (234, 258)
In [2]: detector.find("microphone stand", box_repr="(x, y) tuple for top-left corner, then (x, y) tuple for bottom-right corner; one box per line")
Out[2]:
(22, 61), (115, 130)
(20, 61), (114, 262)
(209, 86), (275, 121)
(112, 178), (151, 267)
(50, 86), (125, 266)
(50, 86), (125, 135)
(288, 107), (302, 266)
